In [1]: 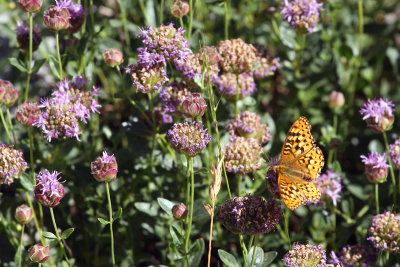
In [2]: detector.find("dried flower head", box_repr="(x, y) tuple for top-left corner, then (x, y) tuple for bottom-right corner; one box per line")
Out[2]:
(390, 138), (400, 168)
(224, 137), (263, 174)
(126, 63), (168, 94)
(91, 151), (118, 182)
(57, 0), (85, 33)
(15, 204), (33, 224)
(34, 170), (65, 207)
(329, 244), (377, 267)
(214, 72), (257, 102)
(283, 242), (327, 267)
(0, 80), (19, 107)
(252, 43), (280, 79)
(216, 195), (282, 235)
(103, 48), (123, 67)
(360, 152), (389, 183)
(170, 0), (189, 18)
(226, 111), (271, 144)
(360, 98), (395, 133)
(210, 156), (223, 203)
(29, 244), (50, 263)
(182, 93), (207, 118)
(329, 91), (345, 110)
(217, 39), (257, 74)
(281, 0), (323, 33)
(172, 203), (188, 220)
(368, 211), (400, 254)
(160, 81), (192, 115)
(17, 0), (43, 13)
(16, 100), (40, 126)
(167, 121), (211, 157)
(0, 144), (28, 185)
(313, 169), (343, 206)
(43, 4), (71, 32)
(16, 21), (42, 51)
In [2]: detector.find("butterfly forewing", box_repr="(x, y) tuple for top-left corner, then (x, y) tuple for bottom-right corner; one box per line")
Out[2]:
(294, 146), (325, 182)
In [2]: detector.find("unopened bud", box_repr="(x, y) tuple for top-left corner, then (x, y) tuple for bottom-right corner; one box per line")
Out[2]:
(16, 101), (40, 126)
(170, 0), (189, 18)
(103, 49), (124, 67)
(329, 91), (345, 110)
(43, 5), (70, 32)
(15, 204), (33, 224)
(172, 203), (188, 220)
(91, 151), (118, 182)
(182, 93), (207, 118)
(18, 0), (43, 13)
(29, 244), (50, 263)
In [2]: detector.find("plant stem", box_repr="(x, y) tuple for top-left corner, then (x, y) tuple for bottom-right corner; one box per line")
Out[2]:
(148, 93), (157, 174)
(247, 235), (254, 252)
(224, 1), (229, 39)
(159, 0), (164, 25)
(239, 234), (248, 267)
(179, 17), (184, 29)
(207, 201), (215, 267)
(116, 0), (130, 50)
(331, 206), (337, 251)
(25, 12), (33, 101)
(184, 157), (195, 267)
(0, 108), (12, 143)
(382, 132), (397, 210)
(250, 234), (258, 267)
(138, 0), (148, 25)
(55, 31), (63, 80)
(6, 108), (16, 144)
(237, 174), (242, 195)
(105, 182), (116, 267)
(284, 208), (291, 249)
(375, 184), (379, 214)
(187, 0), (193, 41)
(18, 224), (25, 267)
(49, 208), (71, 267)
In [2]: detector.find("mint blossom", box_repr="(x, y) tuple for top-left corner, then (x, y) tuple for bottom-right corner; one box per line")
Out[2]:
(360, 98), (395, 132)
(281, 0), (323, 33)
(283, 242), (326, 267)
(91, 151), (118, 182)
(34, 170), (65, 207)
(360, 152), (390, 183)
(313, 169), (343, 206)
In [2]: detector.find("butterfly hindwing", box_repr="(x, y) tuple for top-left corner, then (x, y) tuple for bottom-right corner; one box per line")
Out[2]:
(294, 146), (325, 182)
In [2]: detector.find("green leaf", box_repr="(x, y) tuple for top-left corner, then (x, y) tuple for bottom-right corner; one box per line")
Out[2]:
(31, 58), (47, 73)
(97, 217), (110, 225)
(20, 173), (35, 192)
(356, 205), (369, 219)
(169, 224), (184, 251)
(157, 197), (174, 216)
(263, 251), (278, 266)
(246, 246), (264, 267)
(9, 57), (27, 72)
(134, 202), (158, 216)
(61, 228), (75, 239)
(279, 24), (296, 49)
(218, 249), (240, 267)
(14, 245), (23, 265)
(113, 208), (123, 221)
(48, 55), (60, 80)
(189, 238), (205, 267)
(42, 231), (57, 240)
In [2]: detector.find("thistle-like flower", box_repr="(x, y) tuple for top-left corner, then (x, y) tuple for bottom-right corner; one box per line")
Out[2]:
(217, 39), (257, 74)
(281, 0), (323, 33)
(103, 48), (124, 67)
(16, 100), (40, 126)
(15, 204), (33, 224)
(126, 63), (168, 94)
(16, 21), (42, 51)
(329, 243), (377, 266)
(389, 137), (400, 168)
(360, 152), (390, 183)
(159, 81), (192, 115)
(252, 43), (280, 79)
(43, 4), (71, 32)
(313, 169), (343, 206)
(0, 144), (28, 185)
(216, 195), (282, 235)
(360, 98), (395, 133)
(283, 242), (327, 267)
(0, 80), (19, 107)
(214, 72), (256, 102)
(368, 211), (400, 254)
(34, 170), (65, 208)
(91, 151), (118, 182)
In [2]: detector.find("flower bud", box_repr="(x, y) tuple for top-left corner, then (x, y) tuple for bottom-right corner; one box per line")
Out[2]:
(329, 91), (345, 110)
(91, 151), (118, 182)
(34, 170), (65, 207)
(172, 203), (188, 220)
(17, 0), (43, 13)
(170, 0), (189, 18)
(43, 5), (70, 32)
(15, 204), (33, 224)
(0, 80), (19, 107)
(102, 49), (124, 67)
(16, 101), (40, 127)
(16, 22), (42, 52)
(29, 244), (50, 263)
(182, 93), (207, 118)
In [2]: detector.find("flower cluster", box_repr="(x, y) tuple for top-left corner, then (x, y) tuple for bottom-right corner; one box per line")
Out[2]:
(226, 111), (271, 144)
(16, 100), (40, 127)
(16, 21), (42, 51)
(360, 98), (395, 132)
(224, 137), (263, 174)
(160, 81), (192, 114)
(217, 39), (257, 74)
(360, 152), (390, 183)
(34, 170), (65, 207)
(313, 169), (343, 206)
(0, 144), (28, 185)
(126, 63), (168, 94)
(329, 243), (377, 266)
(167, 121), (211, 157)
(389, 137), (400, 168)
(252, 43), (280, 79)
(214, 72), (256, 102)
(281, 0), (323, 33)
(34, 76), (101, 142)
(57, 0), (85, 33)
(91, 151), (118, 182)
(368, 211), (400, 254)
(283, 242), (327, 267)
(0, 80), (19, 107)
(216, 195), (281, 235)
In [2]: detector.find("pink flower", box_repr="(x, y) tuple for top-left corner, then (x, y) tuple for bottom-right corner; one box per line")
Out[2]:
(91, 152), (118, 182)
(17, 0), (43, 13)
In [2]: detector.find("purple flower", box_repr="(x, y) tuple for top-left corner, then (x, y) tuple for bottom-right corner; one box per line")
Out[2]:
(217, 39), (257, 74)
(91, 151), (118, 182)
(329, 243), (377, 266)
(368, 211), (400, 254)
(266, 156), (281, 199)
(34, 170), (65, 208)
(159, 81), (192, 114)
(0, 144), (28, 185)
(214, 72), (257, 102)
(389, 138), (400, 168)
(16, 21), (42, 51)
(360, 98), (395, 132)
(252, 43), (280, 79)
(58, 0), (85, 33)
(360, 152), (390, 183)
(313, 169), (343, 206)
(281, 0), (323, 33)
(283, 242), (326, 267)
(126, 63), (168, 94)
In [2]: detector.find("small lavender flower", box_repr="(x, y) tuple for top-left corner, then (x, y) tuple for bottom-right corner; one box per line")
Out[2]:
(217, 39), (257, 74)
(329, 243), (377, 267)
(226, 111), (271, 144)
(16, 21), (42, 51)
(252, 43), (280, 79)
(126, 63), (168, 94)
(0, 144), (28, 185)
(0, 80), (19, 107)
(57, 0), (85, 33)
(281, 0), (323, 33)
(34, 170), (65, 208)
(283, 242), (327, 267)
(167, 121), (211, 157)
(216, 195), (282, 235)
(223, 137), (263, 174)
(16, 100), (40, 127)
(159, 81), (192, 115)
(360, 98), (395, 132)
(91, 151), (118, 182)
(389, 138), (400, 168)
(214, 72), (257, 102)
(266, 156), (281, 199)
(313, 169), (343, 206)
(360, 152), (390, 183)
(368, 211), (400, 254)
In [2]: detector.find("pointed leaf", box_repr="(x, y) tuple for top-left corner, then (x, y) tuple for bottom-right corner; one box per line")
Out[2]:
(246, 246), (264, 267)
(97, 217), (110, 225)
(189, 238), (205, 267)
(32, 58), (47, 73)
(48, 55), (60, 80)
(42, 231), (57, 240)
(263, 251), (278, 266)
(157, 197), (174, 216)
(9, 58), (27, 72)
(218, 249), (240, 267)
(169, 224), (184, 251)
(14, 245), (23, 265)
(61, 228), (75, 239)
(20, 173), (35, 192)
(113, 207), (123, 221)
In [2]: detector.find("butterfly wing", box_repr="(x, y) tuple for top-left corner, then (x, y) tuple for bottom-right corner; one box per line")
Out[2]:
(293, 146), (325, 182)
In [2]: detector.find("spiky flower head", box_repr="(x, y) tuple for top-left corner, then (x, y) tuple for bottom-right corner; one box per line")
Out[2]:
(182, 93), (207, 118)
(281, 0), (323, 34)
(266, 156), (282, 199)
(91, 151), (118, 182)
(0, 144), (28, 185)
(283, 242), (327, 267)
(160, 81), (192, 115)
(126, 63), (168, 94)
(15, 204), (33, 224)
(217, 39), (257, 74)
(224, 137), (263, 174)
(360, 98), (395, 133)
(360, 152), (389, 183)
(29, 244), (50, 263)
(329, 244), (377, 267)
(226, 111), (271, 144)
(16, 100), (40, 127)
(167, 121), (211, 157)
(16, 21), (42, 51)
(215, 72), (257, 102)
(43, 4), (70, 32)
(252, 43), (280, 79)
(313, 169), (343, 206)
(389, 138), (400, 168)
(34, 170), (65, 208)
(170, 0), (189, 18)
(368, 211), (400, 254)
(0, 80), (19, 107)
(17, 0), (43, 13)
(57, 0), (85, 33)
(103, 48), (123, 67)
(216, 195), (282, 235)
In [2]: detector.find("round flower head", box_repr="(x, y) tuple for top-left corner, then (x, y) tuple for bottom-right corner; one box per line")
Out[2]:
(91, 151), (118, 182)
(389, 137), (400, 168)
(329, 91), (345, 111)
(283, 242), (327, 267)
(329, 244), (377, 266)
(159, 81), (193, 115)
(182, 93), (207, 118)
(29, 244), (50, 263)
(223, 137), (263, 174)
(103, 48), (123, 67)
(216, 195), (282, 235)
(281, 0), (323, 33)
(226, 111), (271, 144)
(214, 72), (257, 102)
(360, 152), (389, 183)
(313, 169), (343, 206)
(198, 45), (221, 66)
(16, 21), (42, 51)
(16, 100), (40, 126)
(0, 144), (28, 185)
(265, 156), (282, 199)
(126, 63), (168, 94)
(170, 0), (189, 18)
(172, 203), (188, 220)
(140, 107), (173, 133)
(34, 170), (65, 208)
(167, 121), (211, 157)
(217, 39), (257, 74)
(17, 0), (43, 13)
(252, 43), (280, 79)
(57, 0), (85, 33)
(43, 4), (71, 32)
(15, 204), (33, 224)
(368, 211), (400, 254)
(0, 80), (19, 107)
(360, 98), (395, 133)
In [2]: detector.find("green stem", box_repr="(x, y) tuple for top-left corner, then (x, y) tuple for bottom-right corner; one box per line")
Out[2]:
(49, 208), (71, 267)
(138, 0), (148, 25)
(6, 108), (16, 144)
(375, 183), (380, 214)
(331, 206), (337, 251)
(179, 17), (184, 29)
(224, 1), (229, 39)
(148, 93), (156, 174)
(239, 234), (248, 267)
(55, 31), (63, 80)
(116, 0), (130, 50)
(184, 157), (195, 267)
(18, 224), (25, 267)
(159, 0), (164, 25)
(28, 127), (35, 177)
(271, 17), (280, 38)
(0, 108), (12, 143)
(358, 0), (363, 53)
(284, 209), (291, 249)
(25, 12), (33, 101)
(250, 235), (258, 267)
(237, 175), (242, 195)
(382, 132), (397, 210)
(105, 182), (116, 267)
(247, 235), (254, 252)
(187, 0), (193, 41)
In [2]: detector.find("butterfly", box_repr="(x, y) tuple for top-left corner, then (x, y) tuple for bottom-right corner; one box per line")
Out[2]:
(272, 117), (324, 210)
